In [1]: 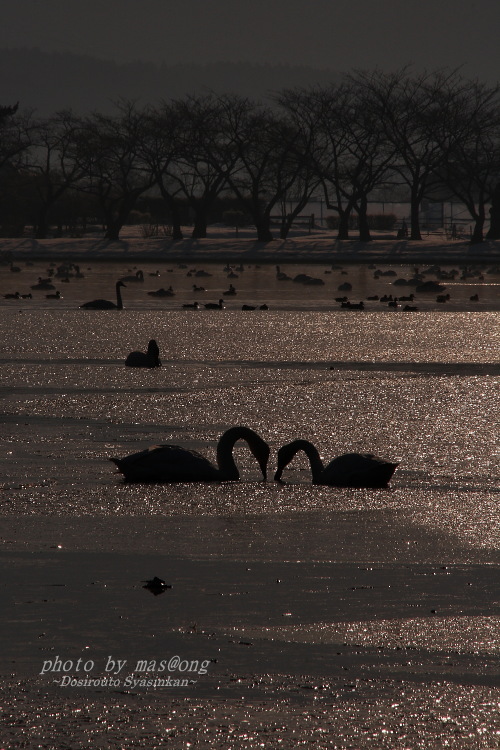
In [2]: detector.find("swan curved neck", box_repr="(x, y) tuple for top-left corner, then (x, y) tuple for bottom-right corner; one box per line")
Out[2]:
(116, 283), (123, 310)
(283, 440), (325, 482)
(216, 426), (268, 480)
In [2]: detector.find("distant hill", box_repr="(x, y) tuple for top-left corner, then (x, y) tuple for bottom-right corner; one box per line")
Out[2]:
(0, 48), (339, 115)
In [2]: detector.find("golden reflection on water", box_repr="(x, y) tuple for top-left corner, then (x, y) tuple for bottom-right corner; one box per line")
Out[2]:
(232, 616), (500, 653)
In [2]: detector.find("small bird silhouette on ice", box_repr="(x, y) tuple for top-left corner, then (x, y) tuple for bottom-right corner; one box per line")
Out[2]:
(142, 577), (172, 595)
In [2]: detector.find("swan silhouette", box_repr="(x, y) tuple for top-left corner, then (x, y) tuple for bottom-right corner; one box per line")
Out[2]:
(80, 281), (125, 310)
(147, 287), (174, 297)
(125, 339), (161, 368)
(204, 299), (225, 309)
(110, 426), (270, 483)
(121, 270), (144, 282)
(274, 440), (398, 487)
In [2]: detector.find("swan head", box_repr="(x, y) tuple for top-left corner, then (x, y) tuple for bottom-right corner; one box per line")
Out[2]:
(252, 440), (270, 481)
(117, 280), (126, 288)
(274, 440), (316, 482)
(274, 442), (297, 482)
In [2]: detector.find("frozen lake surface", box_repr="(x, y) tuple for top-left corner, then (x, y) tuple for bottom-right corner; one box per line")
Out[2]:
(0, 260), (498, 748)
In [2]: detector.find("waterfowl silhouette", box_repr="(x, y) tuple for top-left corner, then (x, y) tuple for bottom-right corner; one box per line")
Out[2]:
(274, 439), (398, 488)
(46, 291), (62, 299)
(80, 281), (125, 310)
(204, 299), (225, 309)
(125, 339), (161, 368)
(121, 270), (144, 283)
(31, 277), (55, 290)
(182, 301), (199, 308)
(276, 265), (291, 280)
(142, 577), (171, 595)
(110, 426), (270, 483)
(147, 287), (175, 297)
(223, 284), (237, 295)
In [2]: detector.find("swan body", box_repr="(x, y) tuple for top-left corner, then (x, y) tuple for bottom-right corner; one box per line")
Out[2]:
(147, 287), (174, 297)
(204, 299), (225, 309)
(274, 439), (398, 487)
(125, 339), (161, 368)
(110, 426), (270, 483)
(121, 270), (144, 283)
(81, 281), (125, 310)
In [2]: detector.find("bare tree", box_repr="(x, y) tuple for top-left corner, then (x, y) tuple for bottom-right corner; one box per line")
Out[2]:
(140, 102), (186, 240)
(222, 97), (313, 242)
(353, 67), (474, 240)
(436, 80), (500, 243)
(76, 101), (155, 240)
(164, 94), (239, 239)
(21, 111), (87, 238)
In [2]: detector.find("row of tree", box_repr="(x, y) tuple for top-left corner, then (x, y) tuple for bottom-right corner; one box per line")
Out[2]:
(2, 67), (500, 244)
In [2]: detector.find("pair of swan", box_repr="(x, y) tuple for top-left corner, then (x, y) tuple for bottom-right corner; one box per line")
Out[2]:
(110, 427), (398, 486)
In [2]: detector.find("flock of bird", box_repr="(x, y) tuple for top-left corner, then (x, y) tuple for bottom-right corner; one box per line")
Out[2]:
(110, 425), (399, 488)
(3, 260), (496, 309)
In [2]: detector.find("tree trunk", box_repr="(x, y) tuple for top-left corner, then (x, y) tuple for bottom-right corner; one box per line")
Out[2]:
(486, 183), (500, 239)
(170, 204), (183, 241)
(409, 190), (422, 240)
(337, 210), (350, 240)
(470, 205), (485, 244)
(279, 215), (293, 239)
(34, 215), (49, 239)
(357, 195), (371, 241)
(191, 214), (207, 239)
(255, 218), (273, 242)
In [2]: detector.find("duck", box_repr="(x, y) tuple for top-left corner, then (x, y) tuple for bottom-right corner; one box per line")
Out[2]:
(80, 281), (125, 310)
(4, 291), (20, 299)
(182, 301), (199, 309)
(46, 291), (62, 299)
(121, 270), (144, 283)
(110, 426), (270, 483)
(125, 339), (161, 368)
(192, 284), (205, 292)
(147, 287), (174, 297)
(223, 284), (237, 295)
(31, 278), (55, 290)
(274, 439), (398, 488)
(204, 299), (225, 309)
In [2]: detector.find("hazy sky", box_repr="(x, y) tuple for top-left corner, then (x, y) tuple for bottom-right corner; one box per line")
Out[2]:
(1, 0), (500, 80)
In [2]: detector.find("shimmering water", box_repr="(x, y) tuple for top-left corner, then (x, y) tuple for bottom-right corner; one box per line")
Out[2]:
(0, 261), (499, 746)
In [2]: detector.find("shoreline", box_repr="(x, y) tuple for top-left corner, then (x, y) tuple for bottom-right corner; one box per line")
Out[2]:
(1, 233), (500, 265)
